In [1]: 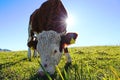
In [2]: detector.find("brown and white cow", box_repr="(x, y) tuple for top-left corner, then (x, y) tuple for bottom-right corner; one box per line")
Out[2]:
(27, 0), (78, 75)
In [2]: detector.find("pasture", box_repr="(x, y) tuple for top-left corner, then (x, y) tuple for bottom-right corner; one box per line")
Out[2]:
(0, 46), (120, 80)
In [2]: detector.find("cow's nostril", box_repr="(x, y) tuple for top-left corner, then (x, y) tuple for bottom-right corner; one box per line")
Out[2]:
(44, 64), (47, 67)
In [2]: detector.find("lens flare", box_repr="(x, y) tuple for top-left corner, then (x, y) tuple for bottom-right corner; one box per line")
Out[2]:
(66, 15), (75, 26)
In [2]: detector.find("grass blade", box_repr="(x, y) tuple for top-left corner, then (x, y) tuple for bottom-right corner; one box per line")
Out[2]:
(56, 65), (64, 80)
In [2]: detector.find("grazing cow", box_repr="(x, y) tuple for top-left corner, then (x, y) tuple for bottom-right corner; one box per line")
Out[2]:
(27, 0), (78, 75)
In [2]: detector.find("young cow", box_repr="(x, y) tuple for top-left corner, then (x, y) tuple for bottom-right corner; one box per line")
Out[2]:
(27, 0), (78, 75)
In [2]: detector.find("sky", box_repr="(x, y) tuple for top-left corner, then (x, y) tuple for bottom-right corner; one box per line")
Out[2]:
(0, 0), (120, 51)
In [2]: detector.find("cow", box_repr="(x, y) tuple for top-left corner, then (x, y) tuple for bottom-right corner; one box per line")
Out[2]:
(27, 0), (78, 76)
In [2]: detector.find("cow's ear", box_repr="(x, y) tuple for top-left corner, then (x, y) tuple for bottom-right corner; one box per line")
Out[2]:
(61, 33), (78, 45)
(27, 37), (38, 50)
(33, 40), (38, 49)
(59, 33), (78, 52)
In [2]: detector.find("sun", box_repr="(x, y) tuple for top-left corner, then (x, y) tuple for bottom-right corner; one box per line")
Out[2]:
(66, 14), (75, 26)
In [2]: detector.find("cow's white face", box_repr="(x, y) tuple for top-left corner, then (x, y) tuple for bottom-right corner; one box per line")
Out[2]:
(37, 31), (62, 74)
(36, 30), (78, 75)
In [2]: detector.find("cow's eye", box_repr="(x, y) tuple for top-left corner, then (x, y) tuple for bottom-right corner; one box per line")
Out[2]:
(54, 50), (57, 54)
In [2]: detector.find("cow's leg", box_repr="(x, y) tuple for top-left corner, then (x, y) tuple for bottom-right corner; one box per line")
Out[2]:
(64, 47), (72, 71)
(28, 48), (31, 61)
(33, 49), (37, 57)
(27, 23), (32, 60)
(64, 47), (72, 63)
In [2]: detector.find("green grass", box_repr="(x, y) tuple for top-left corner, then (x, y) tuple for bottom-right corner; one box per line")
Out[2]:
(0, 46), (120, 80)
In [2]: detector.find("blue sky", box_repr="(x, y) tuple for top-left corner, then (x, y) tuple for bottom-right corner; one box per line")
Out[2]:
(0, 0), (120, 51)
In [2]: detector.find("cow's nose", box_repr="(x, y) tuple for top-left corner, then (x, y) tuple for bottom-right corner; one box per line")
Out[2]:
(44, 64), (48, 68)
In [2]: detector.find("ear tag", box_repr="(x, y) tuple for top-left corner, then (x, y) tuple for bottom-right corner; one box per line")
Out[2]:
(70, 38), (75, 44)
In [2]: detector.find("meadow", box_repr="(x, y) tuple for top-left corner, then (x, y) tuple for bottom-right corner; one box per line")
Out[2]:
(0, 46), (120, 80)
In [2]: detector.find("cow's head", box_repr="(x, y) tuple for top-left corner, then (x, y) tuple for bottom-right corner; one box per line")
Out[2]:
(37, 30), (78, 75)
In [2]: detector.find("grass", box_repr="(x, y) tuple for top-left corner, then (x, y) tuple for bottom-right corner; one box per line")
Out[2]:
(0, 46), (120, 80)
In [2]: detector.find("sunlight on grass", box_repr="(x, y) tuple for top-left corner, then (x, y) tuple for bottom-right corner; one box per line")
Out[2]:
(110, 66), (120, 80)
(0, 46), (120, 80)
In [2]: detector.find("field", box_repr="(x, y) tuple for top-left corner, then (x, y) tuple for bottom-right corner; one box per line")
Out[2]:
(0, 46), (120, 80)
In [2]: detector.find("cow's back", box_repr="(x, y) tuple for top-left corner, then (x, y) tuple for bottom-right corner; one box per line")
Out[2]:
(30, 0), (68, 33)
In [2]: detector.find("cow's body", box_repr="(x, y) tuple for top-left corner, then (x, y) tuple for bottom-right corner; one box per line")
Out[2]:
(29, 0), (67, 33)
(27, 0), (78, 76)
